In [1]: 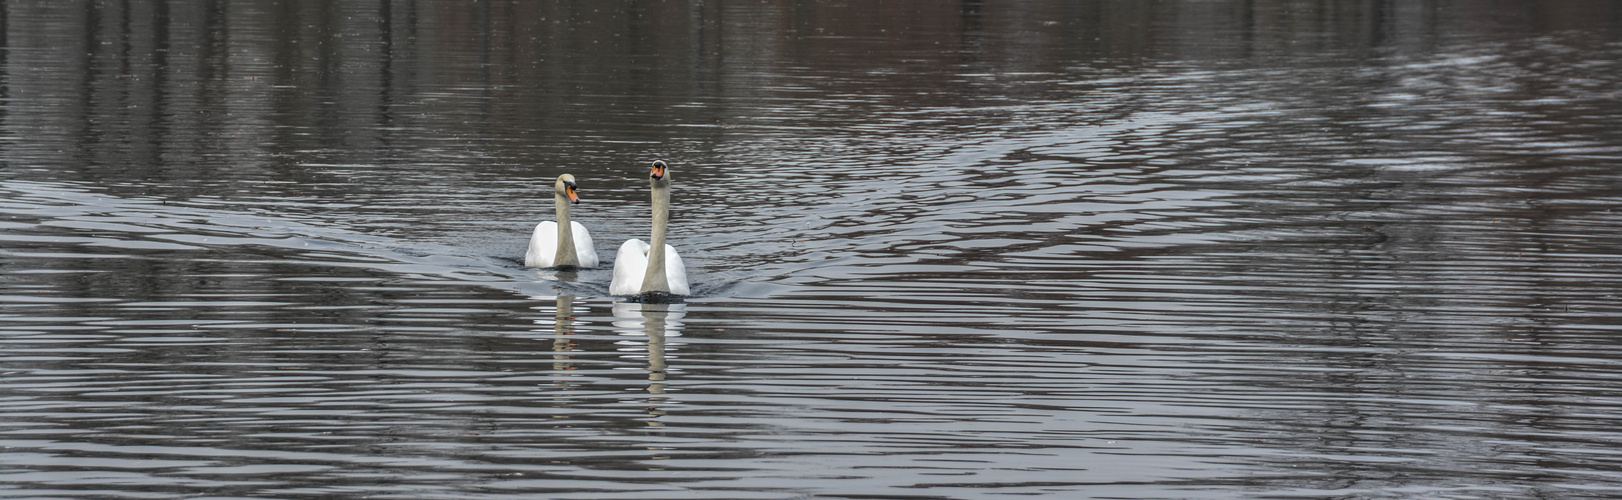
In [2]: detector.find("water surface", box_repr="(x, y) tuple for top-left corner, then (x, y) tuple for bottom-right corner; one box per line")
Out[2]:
(4, 1), (1622, 498)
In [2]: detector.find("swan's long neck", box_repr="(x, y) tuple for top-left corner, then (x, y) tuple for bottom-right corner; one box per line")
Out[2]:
(641, 178), (671, 293)
(554, 191), (580, 267)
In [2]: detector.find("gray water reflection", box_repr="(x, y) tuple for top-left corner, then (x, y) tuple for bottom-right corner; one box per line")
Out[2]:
(612, 302), (681, 425)
(4, 0), (1622, 498)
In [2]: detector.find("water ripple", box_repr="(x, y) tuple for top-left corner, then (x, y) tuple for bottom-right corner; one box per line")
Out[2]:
(5, 6), (1622, 499)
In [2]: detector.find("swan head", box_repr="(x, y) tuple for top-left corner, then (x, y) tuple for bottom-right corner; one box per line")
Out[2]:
(555, 174), (581, 204)
(649, 160), (669, 182)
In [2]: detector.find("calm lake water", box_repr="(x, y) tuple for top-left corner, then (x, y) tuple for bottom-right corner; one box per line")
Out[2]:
(4, 1), (1622, 498)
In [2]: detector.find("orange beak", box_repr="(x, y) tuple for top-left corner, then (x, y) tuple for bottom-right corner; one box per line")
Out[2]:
(566, 185), (581, 204)
(650, 160), (667, 180)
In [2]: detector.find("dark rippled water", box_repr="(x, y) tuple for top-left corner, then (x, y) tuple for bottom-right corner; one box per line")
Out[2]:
(5, 1), (1622, 498)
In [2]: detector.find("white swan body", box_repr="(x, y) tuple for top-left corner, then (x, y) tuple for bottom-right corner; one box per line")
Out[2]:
(610, 160), (690, 297)
(609, 239), (689, 296)
(524, 174), (599, 268)
(526, 220), (598, 268)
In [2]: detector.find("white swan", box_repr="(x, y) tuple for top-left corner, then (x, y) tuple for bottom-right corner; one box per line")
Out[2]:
(610, 160), (690, 296)
(525, 174), (599, 268)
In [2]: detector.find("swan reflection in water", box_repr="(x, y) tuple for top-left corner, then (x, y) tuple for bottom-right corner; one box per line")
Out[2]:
(613, 301), (684, 425)
(550, 295), (577, 373)
(528, 267), (581, 285)
(527, 293), (583, 381)
(527, 293), (682, 423)
(528, 269), (584, 377)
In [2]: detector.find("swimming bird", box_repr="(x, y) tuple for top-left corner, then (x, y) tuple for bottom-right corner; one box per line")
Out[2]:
(610, 160), (690, 297)
(525, 174), (599, 268)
